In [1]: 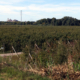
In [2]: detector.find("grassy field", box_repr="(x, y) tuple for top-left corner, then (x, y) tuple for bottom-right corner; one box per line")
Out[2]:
(0, 54), (50, 80)
(0, 25), (80, 80)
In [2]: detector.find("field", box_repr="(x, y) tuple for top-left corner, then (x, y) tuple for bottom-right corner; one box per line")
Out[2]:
(0, 25), (80, 52)
(0, 25), (80, 80)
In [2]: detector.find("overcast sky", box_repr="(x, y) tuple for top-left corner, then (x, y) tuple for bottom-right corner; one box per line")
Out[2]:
(0, 0), (80, 21)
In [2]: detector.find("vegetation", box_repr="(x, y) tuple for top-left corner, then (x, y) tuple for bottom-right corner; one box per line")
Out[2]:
(0, 55), (50, 80)
(0, 25), (80, 79)
(0, 25), (80, 53)
(0, 16), (80, 26)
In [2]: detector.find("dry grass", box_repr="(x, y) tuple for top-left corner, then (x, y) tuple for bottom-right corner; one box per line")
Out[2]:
(0, 51), (80, 80)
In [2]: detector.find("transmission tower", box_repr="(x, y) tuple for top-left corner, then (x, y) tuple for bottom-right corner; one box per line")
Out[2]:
(21, 10), (22, 26)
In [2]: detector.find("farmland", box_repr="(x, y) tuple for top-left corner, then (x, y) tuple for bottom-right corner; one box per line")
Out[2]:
(0, 25), (80, 52)
(0, 25), (80, 80)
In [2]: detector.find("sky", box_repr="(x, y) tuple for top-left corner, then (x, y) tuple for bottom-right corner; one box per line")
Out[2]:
(0, 0), (80, 21)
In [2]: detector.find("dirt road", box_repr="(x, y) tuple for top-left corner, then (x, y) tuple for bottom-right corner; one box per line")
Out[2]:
(0, 52), (23, 57)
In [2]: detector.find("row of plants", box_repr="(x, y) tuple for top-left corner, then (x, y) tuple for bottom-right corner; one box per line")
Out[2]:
(0, 25), (80, 53)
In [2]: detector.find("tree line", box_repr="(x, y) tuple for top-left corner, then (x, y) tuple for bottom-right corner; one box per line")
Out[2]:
(0, 16), (80, 26)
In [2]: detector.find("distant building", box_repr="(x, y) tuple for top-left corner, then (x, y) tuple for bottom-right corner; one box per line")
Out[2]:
(7, 18), (12, 22)
(7, 18), (18, 22)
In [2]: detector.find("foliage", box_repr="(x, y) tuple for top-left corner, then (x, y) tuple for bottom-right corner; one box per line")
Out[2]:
(0, 25), (80, 80)
(0, 25), (80, 53)
(0, 55), (50, 80)
(0, 66), (50, 80)
(53, 40), (68, 64)
(73, 62), (80, 71)
(0, 16), (80, 26)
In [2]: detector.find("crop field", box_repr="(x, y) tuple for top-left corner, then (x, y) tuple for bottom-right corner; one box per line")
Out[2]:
(0, 25), (80, 52)
(0, 25), (80, 80)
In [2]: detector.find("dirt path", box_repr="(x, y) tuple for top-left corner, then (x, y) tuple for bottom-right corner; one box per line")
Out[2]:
(0, 52), (23, 57)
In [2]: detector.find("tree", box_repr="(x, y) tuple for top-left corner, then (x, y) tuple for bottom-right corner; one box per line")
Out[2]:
(51, 18), (56, 26)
